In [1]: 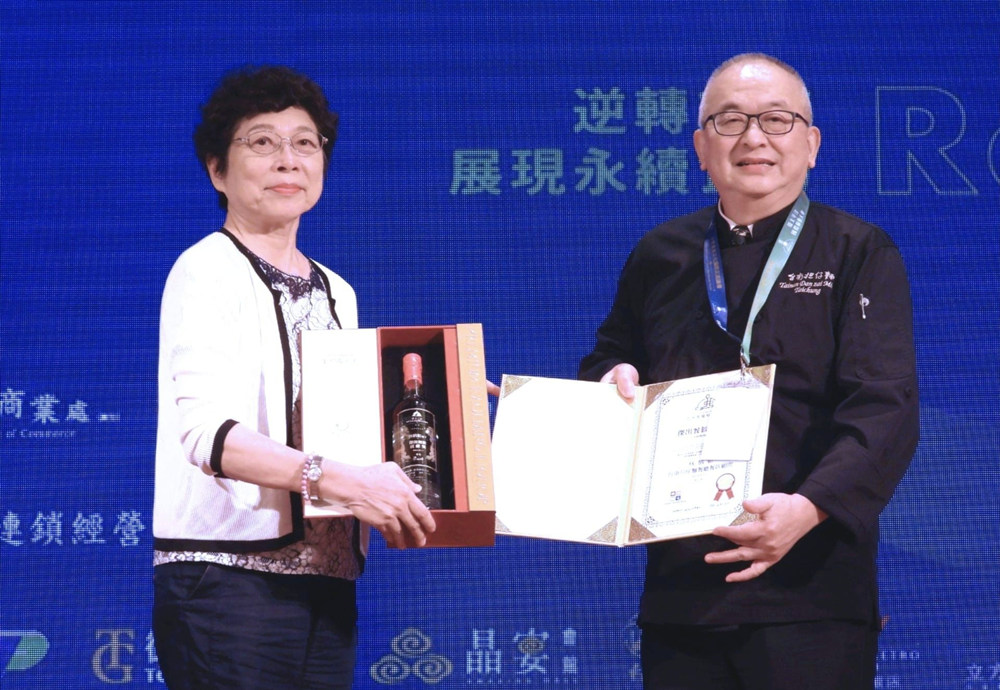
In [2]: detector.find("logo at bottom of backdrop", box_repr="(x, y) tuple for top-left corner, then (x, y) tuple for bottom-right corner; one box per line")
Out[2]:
(1, 630), (49, 679)
(370, 628), (453, 685)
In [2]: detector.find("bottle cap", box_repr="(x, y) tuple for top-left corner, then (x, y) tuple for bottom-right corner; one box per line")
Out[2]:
(402, 353), (423, 384)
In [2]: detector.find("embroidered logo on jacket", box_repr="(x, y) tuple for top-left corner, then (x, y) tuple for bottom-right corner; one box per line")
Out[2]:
(777, 271), (836, 296)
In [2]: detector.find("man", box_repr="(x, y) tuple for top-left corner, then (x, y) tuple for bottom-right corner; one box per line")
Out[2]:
(579, 54), (918, 689)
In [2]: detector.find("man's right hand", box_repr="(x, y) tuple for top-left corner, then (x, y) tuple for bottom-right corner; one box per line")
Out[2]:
(599, 363), (640, 401)
(322, 461), (436, 548)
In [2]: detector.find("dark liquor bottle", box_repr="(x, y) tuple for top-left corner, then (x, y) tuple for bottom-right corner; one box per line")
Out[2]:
(391, 353), (442, 509)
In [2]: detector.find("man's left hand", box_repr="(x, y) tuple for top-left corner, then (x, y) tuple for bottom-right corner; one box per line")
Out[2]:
(705, 493), (828, 583)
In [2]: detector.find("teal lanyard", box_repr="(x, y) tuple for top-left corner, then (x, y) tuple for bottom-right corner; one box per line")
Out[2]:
(703, 193), (810, 368)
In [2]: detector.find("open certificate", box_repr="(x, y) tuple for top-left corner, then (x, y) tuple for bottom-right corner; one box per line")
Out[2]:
(491, 365), (775, 546)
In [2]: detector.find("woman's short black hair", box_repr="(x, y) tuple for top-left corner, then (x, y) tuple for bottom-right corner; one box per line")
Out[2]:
(193, 65), (339, 209)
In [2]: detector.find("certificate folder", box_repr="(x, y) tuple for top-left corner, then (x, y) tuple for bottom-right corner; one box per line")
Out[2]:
(490, 365), (775, 546)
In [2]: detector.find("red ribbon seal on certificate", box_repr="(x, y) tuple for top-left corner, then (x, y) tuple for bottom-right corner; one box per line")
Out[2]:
(714, 473), (736, 501)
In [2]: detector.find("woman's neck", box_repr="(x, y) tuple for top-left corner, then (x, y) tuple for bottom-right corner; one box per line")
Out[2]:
(223, 217), (309, 278)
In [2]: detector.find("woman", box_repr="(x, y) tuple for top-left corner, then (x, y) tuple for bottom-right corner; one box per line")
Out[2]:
(152, 65), (435, 690)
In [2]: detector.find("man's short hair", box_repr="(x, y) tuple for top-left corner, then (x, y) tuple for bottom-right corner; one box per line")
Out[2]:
(697, 53), (813, 127)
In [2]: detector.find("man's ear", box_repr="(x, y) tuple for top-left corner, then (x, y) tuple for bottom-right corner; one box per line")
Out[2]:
(807, 126), (822, 169)
(692, 128), (708, 171)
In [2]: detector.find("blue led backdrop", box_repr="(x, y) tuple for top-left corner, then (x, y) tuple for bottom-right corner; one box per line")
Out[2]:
(2, 2), (998, 688)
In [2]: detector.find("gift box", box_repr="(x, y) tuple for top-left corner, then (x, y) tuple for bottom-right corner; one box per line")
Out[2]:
(301, 324), (495, 547)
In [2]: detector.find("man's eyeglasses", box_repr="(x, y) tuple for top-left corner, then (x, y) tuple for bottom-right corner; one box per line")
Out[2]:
(702, 110), (810, 136)
(232, 130), (328, 156)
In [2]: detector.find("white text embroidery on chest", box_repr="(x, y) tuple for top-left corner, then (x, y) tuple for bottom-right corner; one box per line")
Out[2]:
(777, 271), (836, 296)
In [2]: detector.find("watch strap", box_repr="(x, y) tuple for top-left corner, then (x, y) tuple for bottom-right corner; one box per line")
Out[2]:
(301, 454), (324, 504)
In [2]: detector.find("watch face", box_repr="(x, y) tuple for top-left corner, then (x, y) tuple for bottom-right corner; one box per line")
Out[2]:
(307, 464), (323, 482)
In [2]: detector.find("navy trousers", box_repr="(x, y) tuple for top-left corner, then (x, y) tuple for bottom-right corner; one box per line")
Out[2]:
(640, 619), (879, 690)
(153, 562), (357, 690)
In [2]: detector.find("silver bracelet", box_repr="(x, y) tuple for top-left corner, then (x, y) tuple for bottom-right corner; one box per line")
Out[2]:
(301, 454), (324, 504)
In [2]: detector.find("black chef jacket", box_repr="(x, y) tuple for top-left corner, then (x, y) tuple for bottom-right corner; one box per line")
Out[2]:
(579, 200), (919, 627)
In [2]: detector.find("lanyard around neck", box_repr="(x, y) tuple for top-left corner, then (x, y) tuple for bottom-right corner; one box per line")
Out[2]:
(703, 193), (810, 368)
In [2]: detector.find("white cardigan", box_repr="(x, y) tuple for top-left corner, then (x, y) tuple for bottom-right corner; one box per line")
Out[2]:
(152, 231), (357, 552)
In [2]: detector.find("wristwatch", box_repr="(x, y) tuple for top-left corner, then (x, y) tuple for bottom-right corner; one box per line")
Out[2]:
(301, 455), (324, 504)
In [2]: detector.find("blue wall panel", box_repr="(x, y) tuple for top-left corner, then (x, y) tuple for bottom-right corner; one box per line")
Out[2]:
(2, 2), (997, 687)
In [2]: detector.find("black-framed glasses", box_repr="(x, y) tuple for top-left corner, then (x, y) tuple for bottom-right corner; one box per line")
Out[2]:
(233, 130), (328, 156)
(702, 110), (810, 136)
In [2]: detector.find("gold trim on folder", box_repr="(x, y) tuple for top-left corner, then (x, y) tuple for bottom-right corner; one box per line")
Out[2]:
(588, 518), (618, 544)
(501, 375), (532, 397)
(628, 518), (657, 542)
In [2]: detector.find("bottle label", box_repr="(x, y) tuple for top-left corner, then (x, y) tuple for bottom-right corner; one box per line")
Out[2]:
(393, 406), (442, 508)
(395, 408), (437, 468)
